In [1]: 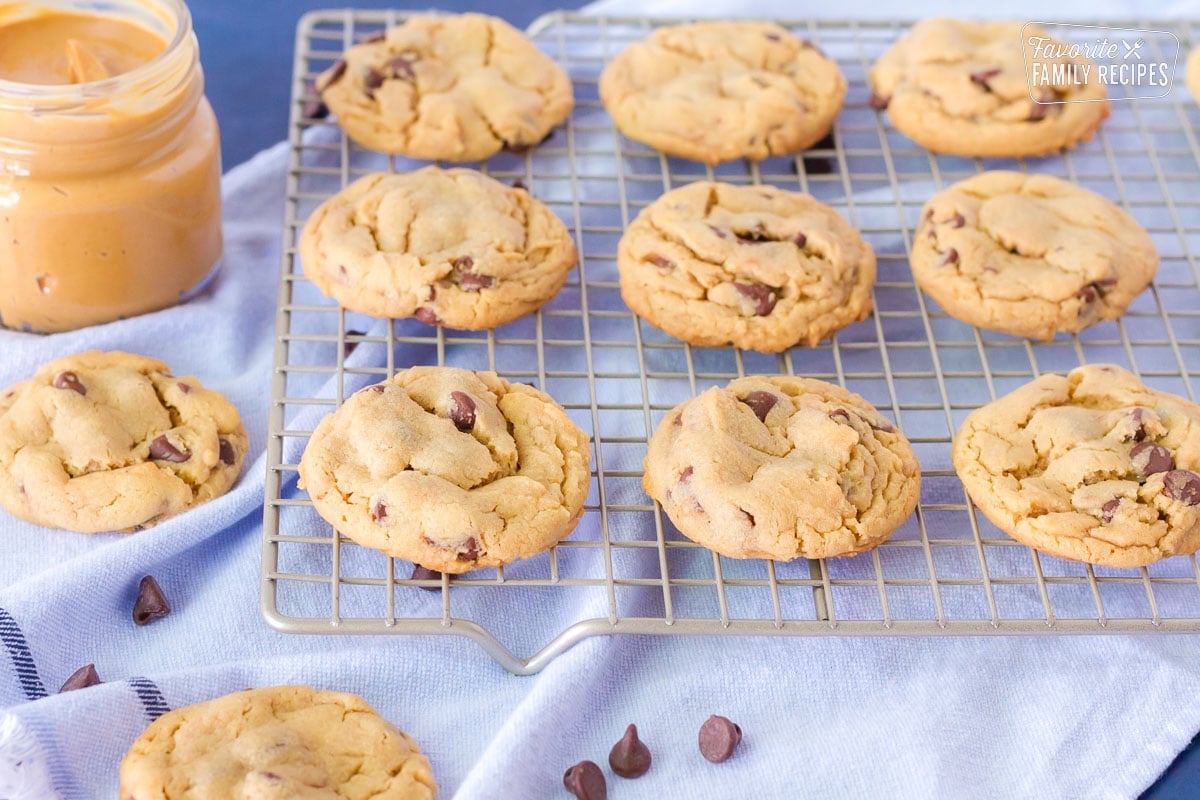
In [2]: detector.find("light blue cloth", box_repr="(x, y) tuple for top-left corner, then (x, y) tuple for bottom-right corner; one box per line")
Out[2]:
(3, 2), (1200, 797)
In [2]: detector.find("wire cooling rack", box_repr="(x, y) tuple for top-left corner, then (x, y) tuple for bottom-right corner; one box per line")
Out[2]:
(263, 11), (1200, 674)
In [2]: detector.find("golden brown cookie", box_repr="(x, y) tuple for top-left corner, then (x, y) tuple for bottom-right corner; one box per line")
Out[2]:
(912, 171), (1157, 340)
(953, 365), (1200, 567)
(298, 367), (591, 573)
(119, 685), (437, 799)
(299, 167), (578, 330)
(316, 13), (572, 160)
(617, 181), (874, 353)
(869, 19), (1109, 157)
(644, 375), (920, 560)
(599, 21), (846, 164)
(0, 350), (246, 533)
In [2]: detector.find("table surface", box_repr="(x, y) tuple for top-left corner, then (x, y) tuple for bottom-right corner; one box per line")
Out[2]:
(189, 1), (1199, 796)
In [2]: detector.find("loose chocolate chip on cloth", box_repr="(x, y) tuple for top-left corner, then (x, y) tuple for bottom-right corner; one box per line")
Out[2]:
(699, 715), (742, 763)
(299, 167), (578, 330)
(298, 366), (592, 573)
(868, 19), (1109, 157)
(132, 575), (171, 626)
(953, 364), (1200, 567)
(616, 181), (875, 353)
(0, 350), (248, 533)
(314, 12), (572, 160)
(609, 724), (652, 778)
(59, 663), (101, 693)
(563, 760), (607, 800)
(643, 375), (920, 560)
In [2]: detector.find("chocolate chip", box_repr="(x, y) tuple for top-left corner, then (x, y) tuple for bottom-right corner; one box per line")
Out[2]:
(699, 715), (742, 763)
(363, 67), (385, 94)
(733, 282), (777, 316)
(679, 465), (693, 483)
(970, 68), (1002, 91)
(1131, 442), (1174, 477)
(372, 500), (388, 522)
(322, 59), (347, 89)
(672, 413), (683, 427)
(1029, 89), (1061, 121)
(793, 232), (807, 248)
(415, 307), (442, 326)
(149, 435), (190, 463)
(54, 371), (86, 395)
(563, 761), (606, 800)
(941, 248), (959, 267)
(385, 54), (417, 79)
(512, 179), (527, 190)
(1163, 470), (1200, 505)
(741, 390), (778, 423)
(829, 408), (851, 423)
(869, 92), (890, 110)
(457, 271), (493, 291)
(870, 417), (896, 433)
(302, 97), (329, 120)
(1076, 285), (1099, 305)
(412, 564), (443, 591)
(950, 213), (965, 228)
(449, 391), (476, 432)
(218, 437), (237, 466)
(609, 723), (652, 779)
(343, 329), (365, 357)
(764, 32), (781, 41)
(1101, 498), (1120, 523)
(459, 536), (479, 562)
(647, 254), (674, 270)
(132, 575), (171, 626)
(734, 222), (771, 244)
(59, 664), (101, 693)
(1130, 408), (1147, 442)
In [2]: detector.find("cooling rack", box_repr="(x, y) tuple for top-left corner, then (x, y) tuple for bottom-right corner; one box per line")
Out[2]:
(263, 11), (1200, 674)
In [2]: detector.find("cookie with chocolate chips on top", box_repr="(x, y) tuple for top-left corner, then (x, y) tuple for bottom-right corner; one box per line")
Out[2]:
(953, 364), (1200, 567)
(868, 19), (1108, 157)
(599, 21), (846, 164)
(315, 12), (572, 160)
(119, 686), (436, 800)
(298, 367), (591, 573)
(299, 167), (578, 329)
(0, 350), (246, 533)
(643, 375), (920, 561)
(617, 181), (875, 353)
(912, 171), (1157, 340)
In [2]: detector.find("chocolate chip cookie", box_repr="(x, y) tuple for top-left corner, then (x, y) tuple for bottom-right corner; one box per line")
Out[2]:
(643, 375), (920, 560)
(617, 181), (875, 353)
(298, 367), (591, 573)
(912, 171), (1157, 340)
(316, 13), (572, 161)
(0, 351), (246, 534)
(953, 364), (1200, 567)
(599, 22), (846, 164)
(869, 19), (1109, 157)
(300, 167), (578, 329)
(119, 686), (436, 800)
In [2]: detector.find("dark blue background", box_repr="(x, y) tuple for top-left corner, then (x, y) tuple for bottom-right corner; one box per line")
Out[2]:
(188, 2), (1199, 796)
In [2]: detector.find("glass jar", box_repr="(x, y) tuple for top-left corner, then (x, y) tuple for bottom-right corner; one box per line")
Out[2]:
(0, 0), (222, 333)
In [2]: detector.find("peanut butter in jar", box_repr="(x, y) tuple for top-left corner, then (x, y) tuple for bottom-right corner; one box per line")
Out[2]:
(0, 0), (222, 333)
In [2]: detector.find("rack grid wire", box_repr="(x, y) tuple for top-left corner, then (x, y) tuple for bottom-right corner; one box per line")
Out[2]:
(263, 11), (1200, 675)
